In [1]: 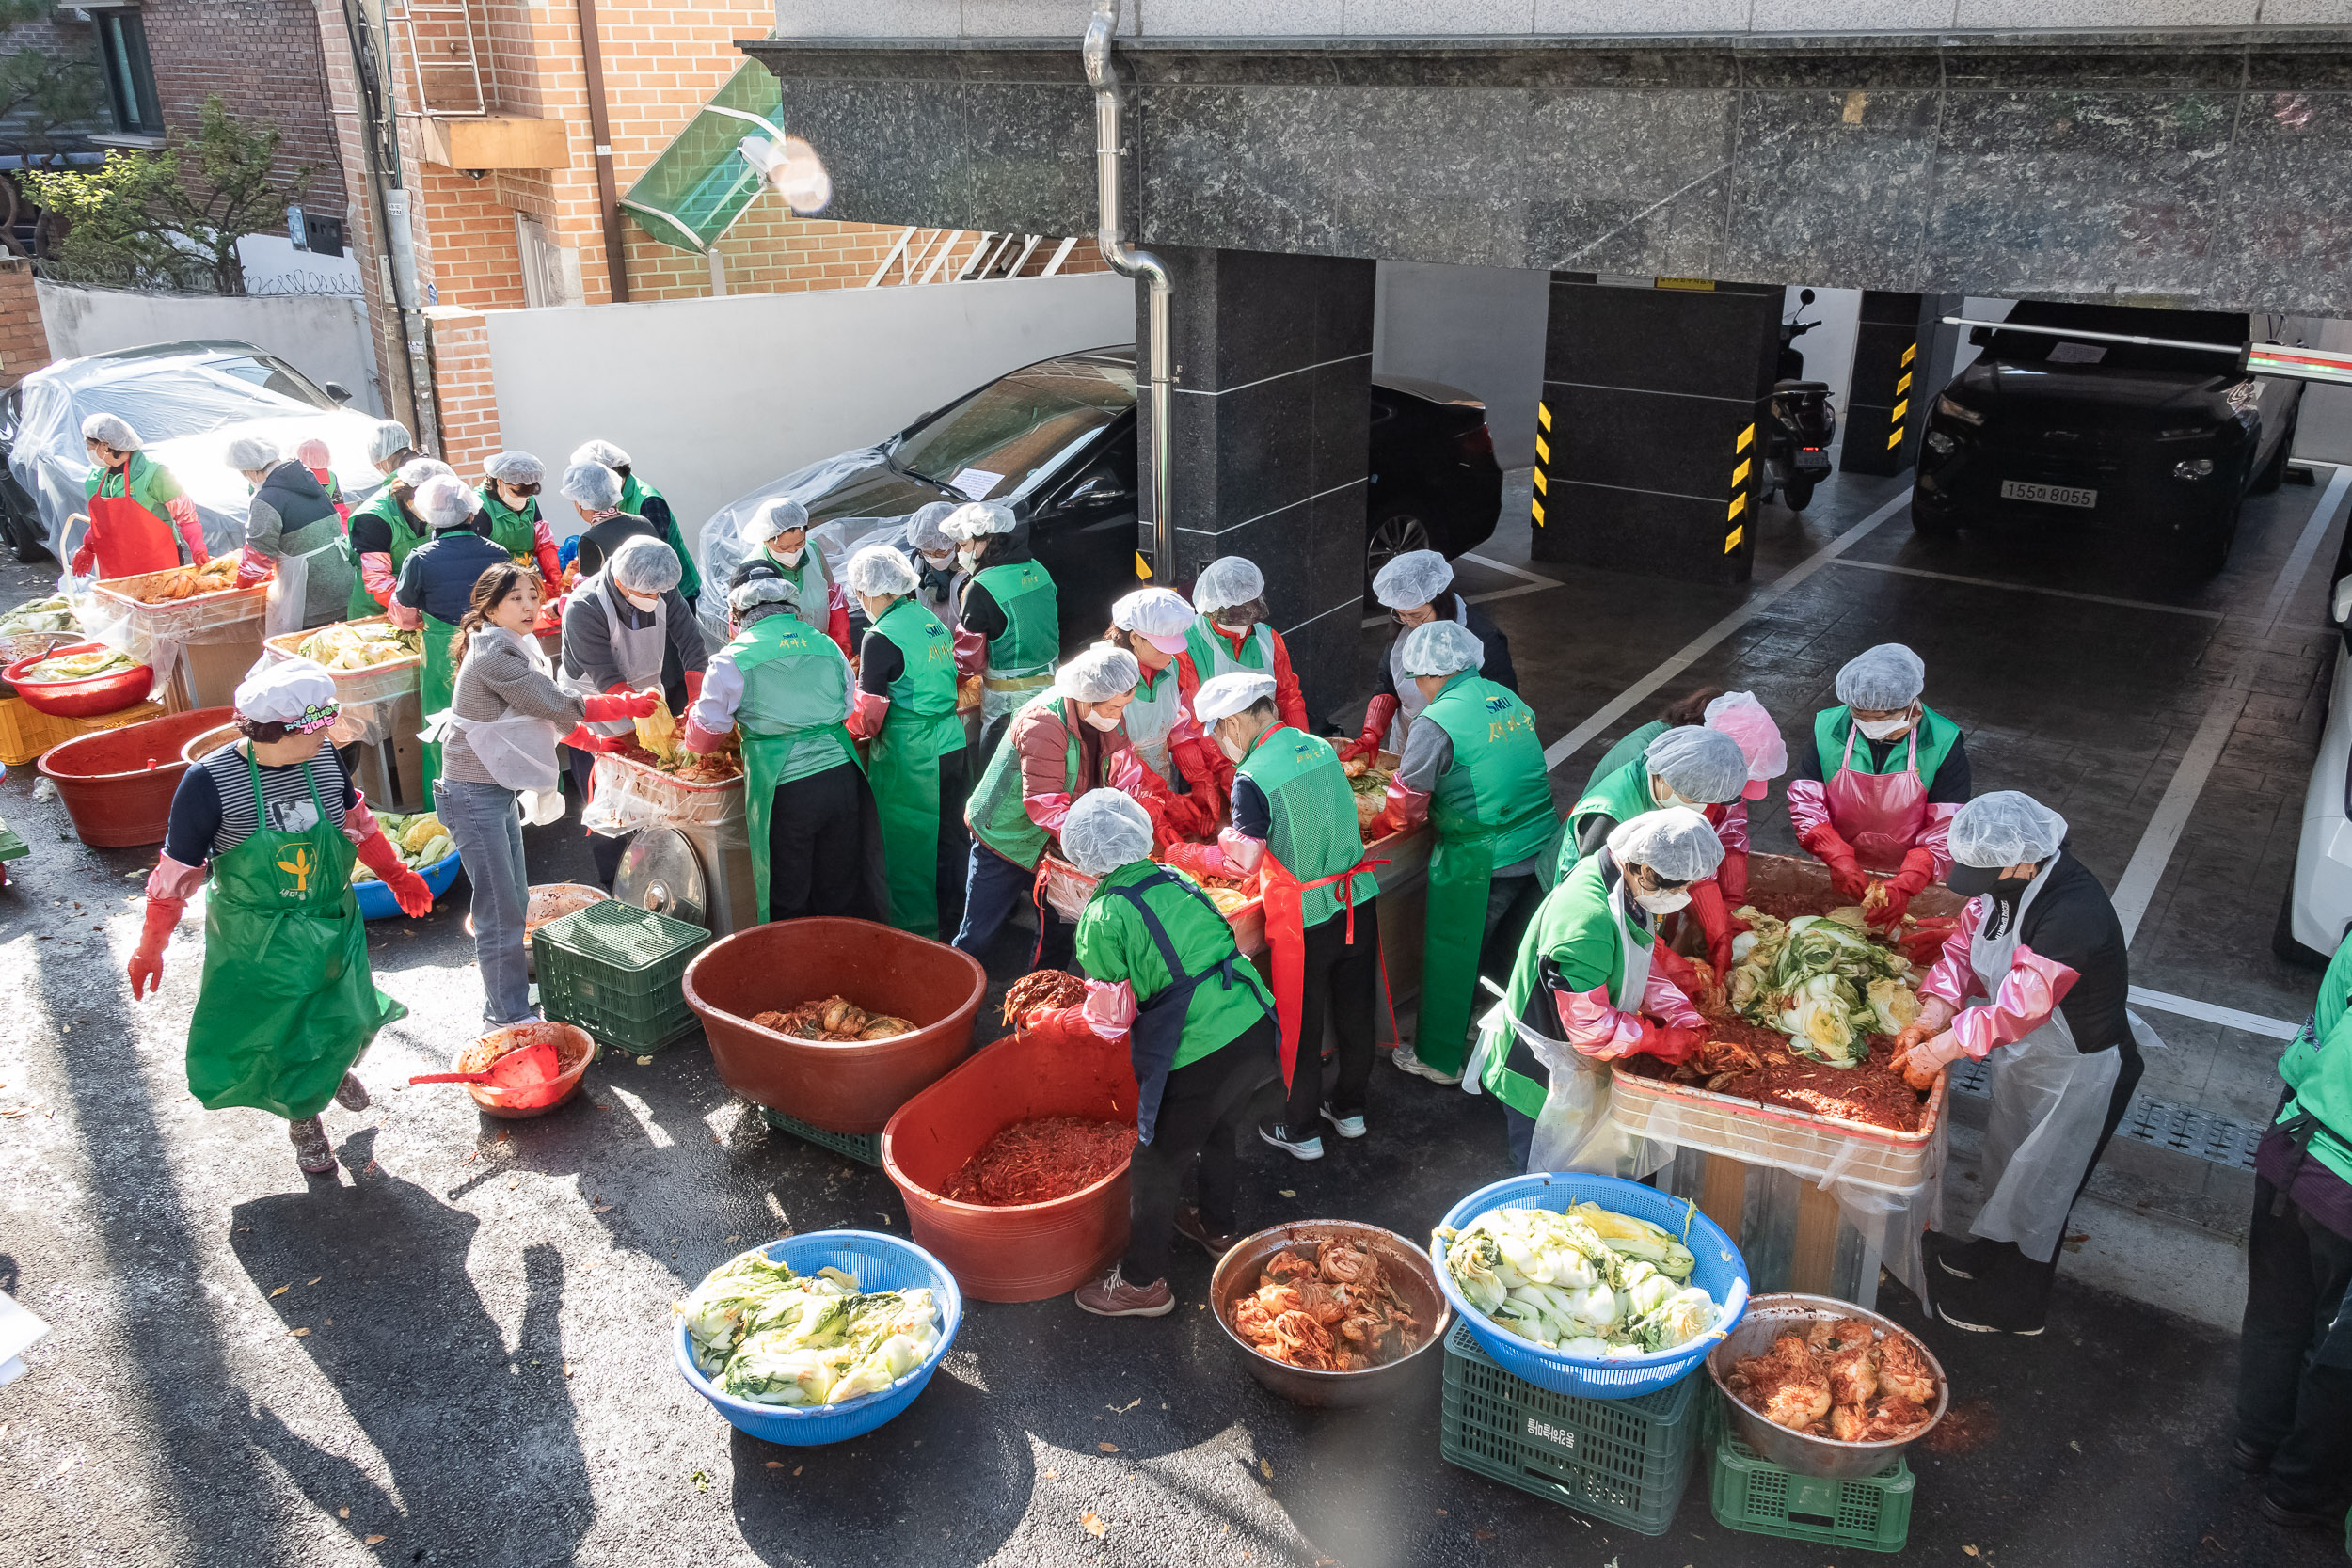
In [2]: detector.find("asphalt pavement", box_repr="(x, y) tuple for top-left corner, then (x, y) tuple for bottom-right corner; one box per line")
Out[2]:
(3, 470), (2349, 1567)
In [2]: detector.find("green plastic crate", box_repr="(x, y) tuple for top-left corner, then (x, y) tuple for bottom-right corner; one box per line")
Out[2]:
(762, 1106), (882, 1167)
(532, 899), (709, 1054)
(1708, 1398), (1913, 1554)
(1438, 1321), (1700, 1535)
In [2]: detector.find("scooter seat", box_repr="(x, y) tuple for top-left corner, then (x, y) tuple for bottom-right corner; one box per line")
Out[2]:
(1773, 379), (1831, 393)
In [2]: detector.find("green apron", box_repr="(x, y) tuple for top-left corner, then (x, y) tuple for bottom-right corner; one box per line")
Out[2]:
(970, 560), (1058, 722)
(733, 620), (861, 917)
(184, 752), (405, 1119)
(1415, 672), (1561, 1075)
(345, 491), (430, 620)
(1484, 853), (1647, 1118)
(419, 612), (461, 799)
(477, 489), (541, 569)
(867, 596), (965, 936)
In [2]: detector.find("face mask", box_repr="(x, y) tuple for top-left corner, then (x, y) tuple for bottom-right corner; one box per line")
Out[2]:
(959, 546), (983, 569)
(1652, 781), (1694, 811)
(1216, 728), (1248, 763)
(922, 551), (956, 570)
(1991, 874), (2035, 901)
(1855, 713), (1913, 742)
(770, 544), (804, 567)
(620, 588), (660, 611)
(1636, 887), (1692, 915)
(1082, 707), (1122, 732)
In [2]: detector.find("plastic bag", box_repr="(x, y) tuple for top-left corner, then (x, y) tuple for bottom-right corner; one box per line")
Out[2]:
(1468, 983), (1673, 1179)
(689, 447), (898, 648)
(580, 753), (744, 836)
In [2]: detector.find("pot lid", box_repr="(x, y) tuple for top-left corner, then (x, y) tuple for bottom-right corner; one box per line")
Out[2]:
(614, 826), (708, 929)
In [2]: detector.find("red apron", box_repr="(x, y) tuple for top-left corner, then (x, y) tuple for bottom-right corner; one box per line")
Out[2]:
(1259, 846), (1377, 1088)
(1825, 723), (1927, 872)
(86, 479), (185, 578)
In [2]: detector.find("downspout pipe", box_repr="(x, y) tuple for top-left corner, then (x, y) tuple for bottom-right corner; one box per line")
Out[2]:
(1083, 0), (1172, 578)
(576, 0), (630, 303)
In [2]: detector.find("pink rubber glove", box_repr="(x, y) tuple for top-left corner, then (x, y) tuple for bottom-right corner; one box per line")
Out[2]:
(1158, 840), (1227, 879)
(1026, 790), (1074, 837)
(1083, 979), (1136, 1041)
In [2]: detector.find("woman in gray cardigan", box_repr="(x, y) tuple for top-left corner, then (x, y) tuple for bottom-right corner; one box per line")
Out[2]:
(436, 562), (659, 1026)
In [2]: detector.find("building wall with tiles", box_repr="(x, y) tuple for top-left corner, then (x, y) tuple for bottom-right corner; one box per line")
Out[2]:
(0, 259), (53, 388)
(137, 0), (347, 220)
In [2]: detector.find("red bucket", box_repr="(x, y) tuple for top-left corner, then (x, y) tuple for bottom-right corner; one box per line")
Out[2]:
(38, 706), (233, 847)
(882, 1017), (1137, 1303)
(4, 641), (153, 717)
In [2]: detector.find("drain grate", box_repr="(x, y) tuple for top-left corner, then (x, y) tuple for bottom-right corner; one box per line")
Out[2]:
(1942, 1058), (2262, 1171)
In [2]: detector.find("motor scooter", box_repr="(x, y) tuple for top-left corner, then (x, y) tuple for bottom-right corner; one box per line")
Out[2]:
(1767, 288), (1836, 512)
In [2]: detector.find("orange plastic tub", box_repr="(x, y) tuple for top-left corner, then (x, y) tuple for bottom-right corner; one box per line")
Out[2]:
(38, 705), (232, 847)
(682, 917), (986, 1135)
(452, 1021), (595, 1118)
(882, 1022), (1138, 1302)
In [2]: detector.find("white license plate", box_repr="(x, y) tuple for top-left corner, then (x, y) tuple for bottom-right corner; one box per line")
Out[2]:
(2000, 479), (2098, 509)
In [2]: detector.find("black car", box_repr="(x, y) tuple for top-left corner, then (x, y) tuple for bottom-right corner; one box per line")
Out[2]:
(757, 345), (1500, 631)
(1912, 302), (2304, 574)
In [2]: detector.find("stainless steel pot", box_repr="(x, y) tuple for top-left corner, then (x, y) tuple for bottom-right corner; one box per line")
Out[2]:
(1211, 1220), (1452, 1409)
(1705, 1291), (1948, 1480)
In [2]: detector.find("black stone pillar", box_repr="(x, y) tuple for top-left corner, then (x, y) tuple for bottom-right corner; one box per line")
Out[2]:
(1137, 246), (1375, 723)
(1841, 292), (1961, 475)
(1531, 277), (1779, 586)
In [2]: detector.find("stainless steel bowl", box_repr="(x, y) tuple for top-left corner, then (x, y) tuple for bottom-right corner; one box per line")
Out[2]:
(1210, 1220), (1452, 1409)
(1705, 1291), (1948, 1480)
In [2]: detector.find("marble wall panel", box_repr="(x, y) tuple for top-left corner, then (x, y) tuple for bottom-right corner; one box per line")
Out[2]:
(2207, 91), (2352, 316)
(1721, 88), (1939, 291)
(1522, 88), (1736, 277)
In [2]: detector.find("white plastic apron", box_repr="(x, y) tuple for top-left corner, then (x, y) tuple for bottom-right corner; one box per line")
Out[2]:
(264, 526), (353, 639)
(425, 627), (566, 825)
(1381, 596), (1470, 752)
(1122, 659), (1185, 778)
(559, 572), (666, 737)
(1963, 865), (2123, 1264)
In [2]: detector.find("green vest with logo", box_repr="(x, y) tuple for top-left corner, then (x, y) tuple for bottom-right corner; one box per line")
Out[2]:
(2278, 932), (2352, 1189)
(967, 691), (1104, 869)
(476, 488), (541, 566)
(621, 471), (700, 600)
(1235, 726), (1376, 928)
(344, 488), (429, 620)
(872, 595), (959, 721)
(1485, 853), (1646, 1118)
(972, 559), (1057, 679)
(1421, 672), (1559, 866)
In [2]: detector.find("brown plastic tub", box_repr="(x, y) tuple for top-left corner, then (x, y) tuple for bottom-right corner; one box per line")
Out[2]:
(39, 705), (231, 847)
(683, 917), (986, 1136)
(882, 1022), (1136, 1303)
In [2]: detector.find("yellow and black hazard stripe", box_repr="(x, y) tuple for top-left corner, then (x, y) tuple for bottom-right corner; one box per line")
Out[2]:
(1726, 420), (1753, 553)
(1532, 401), (1551, 530)
(1887, 341), (1916, 451)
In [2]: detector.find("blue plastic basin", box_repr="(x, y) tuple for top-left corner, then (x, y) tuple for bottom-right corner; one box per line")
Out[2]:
(354, 847), (462, 920)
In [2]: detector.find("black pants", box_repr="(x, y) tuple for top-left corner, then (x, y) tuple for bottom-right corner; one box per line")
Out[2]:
(1279, 898), (1382, 1138)
(1123, 1018), (1279, 1286)
(565, 746), (628, 888)
(934, 747), (972, 931)
(766, 760), (887, 924)
(2238, 1176), (2352, 1514)
(1482, 870), (1545, 986)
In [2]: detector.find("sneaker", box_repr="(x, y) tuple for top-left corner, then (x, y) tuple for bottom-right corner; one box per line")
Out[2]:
(1321, 1104), (1367, 1140)
(1073, 1265), (1174, 1318)
(1174, 1204), (1238, 1259)
(333, 1071), (371, 1113)
(2260, 1491), (2345, 1530)
(1391, 1042), (1462, 1085)
(1258, 1117), (1324, 1161)
(287, 1117), (337, 1176)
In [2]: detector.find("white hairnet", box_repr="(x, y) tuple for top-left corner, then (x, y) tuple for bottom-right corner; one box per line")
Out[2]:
(845, 543), (919, 598)
(224, 435), (278, 472)
(941, 500), (1014, 541)
(1055, 642), (1139, 704)
(1191, 555), (1264, 615)
(1193, 671), (1277, 723)
(1373, 548), (1454, 610)
(609, 533), (681, 594)
(1399, 617), (1485, 677)
(1703, 690), (1787, 784)
(1950, 791), (2068, 868)
(570, 438), (629, 471)
(415, 474), (480, 531)
(484, 451), (544, 485)
(1643, 725), (1748, 805)
(561, 460), (623, 510)
(1836, 642), (1926, 710)
(367, 420), (413, 465)
(1607, 807), (1724, 884)
(746, 496), (809, 545)
(729, 570), (801, 616)
(1061, 788), (1156, 879)
(233, 657), (339, 730)
(81, 411), (141, 451)
(397, 457), (454, 490)
(1111, 586), (1194, 643)
(906, 500), (958, 554)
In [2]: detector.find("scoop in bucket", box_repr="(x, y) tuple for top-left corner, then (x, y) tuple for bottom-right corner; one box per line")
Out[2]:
(410, 1038), (562, 1091)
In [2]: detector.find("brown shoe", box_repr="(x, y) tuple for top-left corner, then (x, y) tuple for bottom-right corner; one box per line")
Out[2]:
(334, 1072), (371, 1113)
(1073, 1265), (1174, 1318)
(287, 1117), (337, 1175)
(1174, 1204), (1239, 1259)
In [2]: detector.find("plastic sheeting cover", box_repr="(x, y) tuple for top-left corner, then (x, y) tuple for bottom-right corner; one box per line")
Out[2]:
(691, 447), (916, 648)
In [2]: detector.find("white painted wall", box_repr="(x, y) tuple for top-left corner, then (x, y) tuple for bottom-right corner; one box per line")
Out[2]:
(1373, 260), (1549, 469)
(234, 233), (365, 297)
(482, 271), (1137, 548)
(1782, 283), (1860, 454)
(33, 280), (385, 414)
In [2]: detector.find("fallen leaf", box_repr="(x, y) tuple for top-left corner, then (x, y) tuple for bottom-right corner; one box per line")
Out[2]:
(365, 1535), (386, 1545)
(2069, 1439), (2080, 1452)
(637, 1055), (652, 1066)
(792, 1465), (802, 1476)
(765, 1461), (784, 1469)
(270, 1285), (289, 1297)
(1279, 1189), (1296, 1198)
(1259, 1458), (1273, 1479)
(1108, 1398), (1139, 1414)
(1473, 1529), (1494, 1541)
(1964, 1549), (1979, 1559)
(1080, 1511), (1107, 1539)
(1042, 1468), (1057, 1480)
(724, 1234), (739, 1243)
(691, 1469), (708, 1493)
(307, 1276), (321, 1286)
(338, 1507), (350, 1519)
(593, 1204), (613, 1213)
(1435, 1508), (1448, 1516)
(1098, 1441), (1119, 1453)
(292, 1327), (310, 1338)
(564, 1363), (575, 1378)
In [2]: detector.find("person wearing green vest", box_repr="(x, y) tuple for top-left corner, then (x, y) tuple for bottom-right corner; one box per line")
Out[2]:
(472, 451), (563, 595)
(1059, 788), (1279, 1318)
(841, 543), (969, 938)
(944, 500), (1059, 766)
(128, 659), (427, 1177)
(1171, 671), (1380, 1162)
(1183, 554), (1310, 731)
(1790, 642), (1972, 933)
(1106, 587), (1221, 838)
(227, 436), (353, 634)
(1363, 617), (1559, 1086)
(70, 411), (211, 580)
(389, 474), (513, 800)
(681, 565), (884, 923)
(348, 419), (423, 514)
(2236, 933), (2352, 1531)
(1472, 809), (1715, 1170)
(573, 437), (702, 605)
(728, 497), (852, 655)
(1891, 792), (2139, 1338)
(1559, 724), (1750, 975)
(346, 456), (453, 620)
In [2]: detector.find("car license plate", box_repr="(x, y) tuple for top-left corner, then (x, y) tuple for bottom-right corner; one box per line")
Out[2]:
(2000, 479), (2098, 509)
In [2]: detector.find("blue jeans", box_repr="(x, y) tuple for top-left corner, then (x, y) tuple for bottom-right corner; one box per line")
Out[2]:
(952, 842), (1070, 971)
(436, 779), (532, 1027)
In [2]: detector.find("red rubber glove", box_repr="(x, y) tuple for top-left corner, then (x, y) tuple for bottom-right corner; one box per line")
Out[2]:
(235, 546), (275, 587)
(846, 689), (890, 741)
(1822, 853), (1869, 902)
(1648, 942), (1704, 1005)
(684, 669), (704, 705)
(1795, 816), (1870, 899)
(355, 832), (434, 917)
(1158, 840), (1227, 879)
(1629, 1019), (1705, 1066)
(1869, 847), (1937, 929)
(1687, 877), (1736, 976)
(127, 896), (183, 999)
(1341, 694), (1399, 764)
(582, 689), (659, 722)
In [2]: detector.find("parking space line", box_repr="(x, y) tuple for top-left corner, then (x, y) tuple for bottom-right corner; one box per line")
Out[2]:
(2110, 467), (2352, 945)
(1460, 553), (1562, 589)
(1828, 558), (2226, 619)
(2125, 985), (2301, 1040)
(1541, 488), (1915, 771)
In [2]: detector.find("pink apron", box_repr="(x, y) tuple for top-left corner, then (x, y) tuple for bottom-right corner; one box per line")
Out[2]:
(1826, 723), (1927, 872)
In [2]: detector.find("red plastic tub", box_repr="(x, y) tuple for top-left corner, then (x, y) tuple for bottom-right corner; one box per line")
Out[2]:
(39, 706), (232, 847)
(451, 1022), (595, 1118)
(3, 641), (153, 717)
(682, 917), (987, 1135)
(882, 1022), (1137, 1302)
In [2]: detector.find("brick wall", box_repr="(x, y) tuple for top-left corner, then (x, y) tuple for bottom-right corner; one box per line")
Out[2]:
(0, 259), (52, 387)
(423, 305), (500, 476)
(138, 0), (346, 219)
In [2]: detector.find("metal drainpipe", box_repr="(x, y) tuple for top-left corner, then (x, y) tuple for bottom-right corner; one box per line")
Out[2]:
(575, 0), (630, 303)
(1082, 0), (1172, 578)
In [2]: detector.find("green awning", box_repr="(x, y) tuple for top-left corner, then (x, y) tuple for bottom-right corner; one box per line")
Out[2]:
(620, 62), (784, 254)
